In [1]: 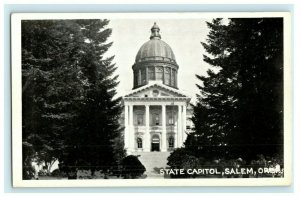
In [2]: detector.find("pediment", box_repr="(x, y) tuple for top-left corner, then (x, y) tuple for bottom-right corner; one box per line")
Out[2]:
(124, 82), (188, 99)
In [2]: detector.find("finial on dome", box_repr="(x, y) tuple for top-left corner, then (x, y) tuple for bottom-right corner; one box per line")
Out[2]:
(150, 22), (161, 40)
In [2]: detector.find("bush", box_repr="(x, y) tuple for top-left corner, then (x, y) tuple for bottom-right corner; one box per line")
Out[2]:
(23, 163), (35, 180)
(167, 148), (195, 169)
(38, 169), (48, 176)
(167, 148), (204, 178)
(77, 169), (92, 179)
(121, 155), (146, 179)
(51, 169), (61, 177)
(168, 148), (249, 178)
(250, 154), (284, 177)
(22, 145), (36, 180)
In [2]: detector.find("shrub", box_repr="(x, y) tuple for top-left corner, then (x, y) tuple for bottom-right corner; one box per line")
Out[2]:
(51, 169), (62, 177)
(77, 169), (92, 179)
(121, 155), (146, 179)
(38, 169), (47, 176)
(167, 148), (195, 169)
(23, 163), (35, 180)
(167, 148), (203, 178)
(250, 154), (284, 177)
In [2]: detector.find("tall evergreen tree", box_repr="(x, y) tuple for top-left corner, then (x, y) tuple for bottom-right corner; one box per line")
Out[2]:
(185, 18), (283, 162)
(59, 20), (123, 176)
(22, 19), (124, 178)
(22, 20), (86, 178)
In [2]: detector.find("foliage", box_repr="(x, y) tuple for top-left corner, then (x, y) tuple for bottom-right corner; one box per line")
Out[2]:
(185, 18), (283, 162)
(51, 169), (66, 177)
(167, 148), (195, 168)
(22, 20), (86, 176)
(250, 154), (284, 177)
(21, 19), (125, 179)
(59, 20), (123, 176)
(111, 129), (127, 165)
(167, 148), (204, 178)
(22, 142), (36, 179)
(121, 155), (146, 179)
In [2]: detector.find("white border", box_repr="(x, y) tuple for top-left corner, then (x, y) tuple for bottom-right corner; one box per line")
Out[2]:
(11, 12), (292, 187)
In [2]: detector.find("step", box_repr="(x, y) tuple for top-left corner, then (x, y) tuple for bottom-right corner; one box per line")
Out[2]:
(131, 152), (170, 178)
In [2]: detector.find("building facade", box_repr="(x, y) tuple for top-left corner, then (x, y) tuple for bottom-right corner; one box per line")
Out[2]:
(123, 23), (192, 154)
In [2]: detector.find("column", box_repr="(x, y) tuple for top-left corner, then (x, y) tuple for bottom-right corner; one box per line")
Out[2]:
(177, 105), (182, 147)
(145, 105), (150, 152)
(161, 104), (167, 152)
(129, 105), (134, 152)
(124, 105), (129, 150)
(182, 104), (187, 143)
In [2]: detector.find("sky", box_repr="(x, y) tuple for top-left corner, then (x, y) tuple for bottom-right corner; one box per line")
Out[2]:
(106, 18), (212, 103)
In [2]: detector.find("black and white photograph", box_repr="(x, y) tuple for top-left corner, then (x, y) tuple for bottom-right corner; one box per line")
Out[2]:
(11, 12), (292, 187)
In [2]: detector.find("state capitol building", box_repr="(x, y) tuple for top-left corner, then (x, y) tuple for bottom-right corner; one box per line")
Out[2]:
(122, 23), (193, 154)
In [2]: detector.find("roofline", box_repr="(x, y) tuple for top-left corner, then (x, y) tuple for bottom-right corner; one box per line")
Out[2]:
(132, 59), (179, 69)
(123, 97), (191, 101)
(123, 81), (190, 98)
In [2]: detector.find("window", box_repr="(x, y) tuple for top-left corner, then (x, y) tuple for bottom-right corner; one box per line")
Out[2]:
(134, 70), (138, 86)
(168, 114), (174, 125)
(141, 69), (146, 84)
(171, 69), (175, 86)
(174, 71), (177, 86)
(169, 136), (174, 148)
(148, 67), (155, 80)
(137, 138), (143, 148)
(156, 67), (163, 81)
(165, 67), (170, 85)
(138, 70), (142, 86)
(152, 113), (160, 125)
(137, 114), (144, 125)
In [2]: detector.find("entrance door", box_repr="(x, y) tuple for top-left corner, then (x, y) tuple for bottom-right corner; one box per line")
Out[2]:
(151, 135), (160, 152)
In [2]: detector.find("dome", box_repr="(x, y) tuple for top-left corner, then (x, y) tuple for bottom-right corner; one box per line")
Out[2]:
(132, 23), (179, 90)
(135, 39), (176, 63)
(135, 22), (176, 64)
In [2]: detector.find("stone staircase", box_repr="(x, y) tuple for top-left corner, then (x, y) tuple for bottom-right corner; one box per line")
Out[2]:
(131, 152), (170, 179)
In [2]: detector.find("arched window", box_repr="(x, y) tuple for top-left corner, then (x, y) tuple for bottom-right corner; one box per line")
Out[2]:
(141, 69), (146, 84)
(137, 137), (143, 149)
(171, 69), (175, 86)
(168, 136), (174, 148)
(165, 67), (170, 85)
(138, 70), (142, 86)
(134, 70), (139, 86)
(148, 67), (155, 80)
(156, 67), (163, 81)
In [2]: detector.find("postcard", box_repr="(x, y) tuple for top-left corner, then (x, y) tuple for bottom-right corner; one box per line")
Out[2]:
(11, 12), (292, 187)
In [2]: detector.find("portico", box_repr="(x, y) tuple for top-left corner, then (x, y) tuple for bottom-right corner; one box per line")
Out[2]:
(123, 82), (190, 154)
